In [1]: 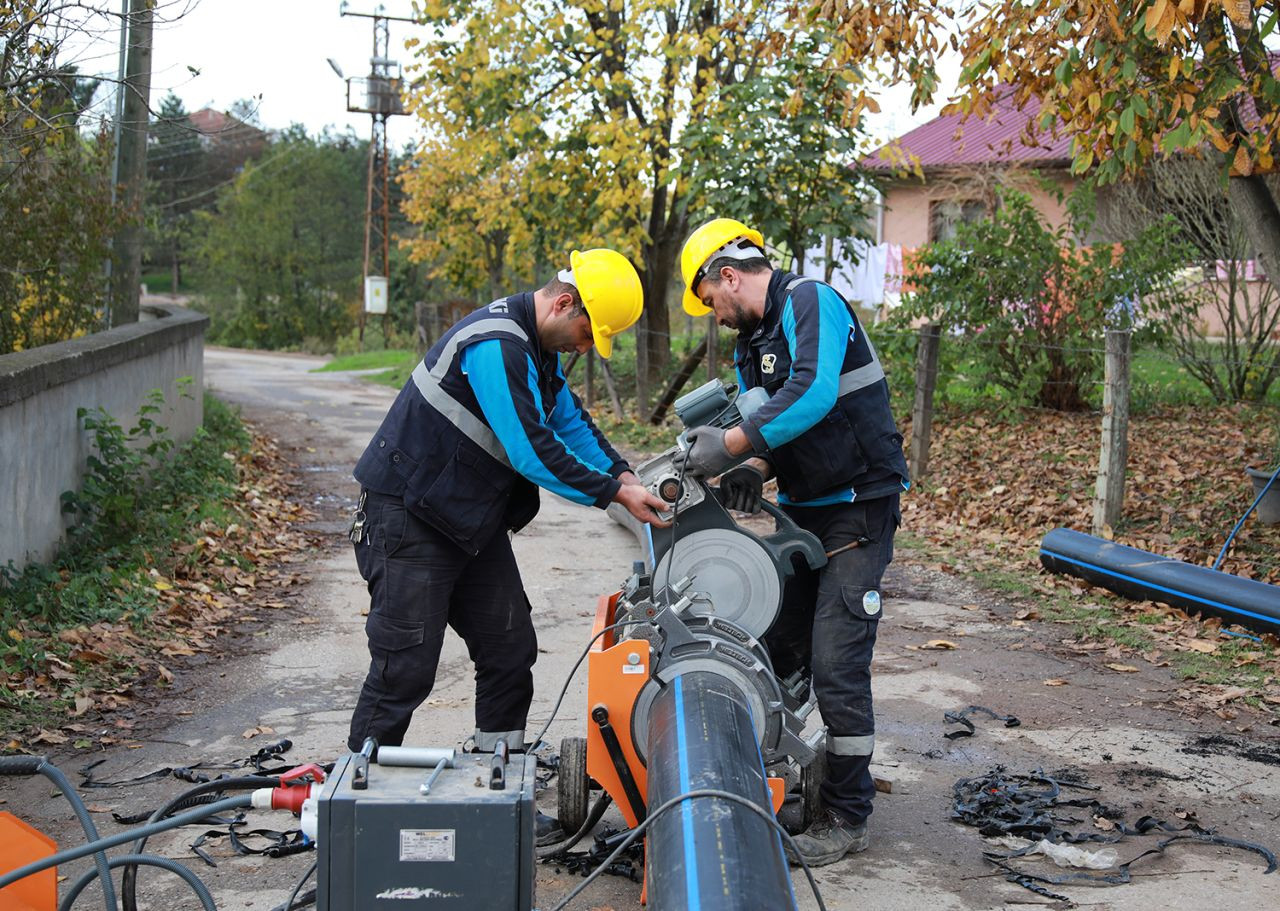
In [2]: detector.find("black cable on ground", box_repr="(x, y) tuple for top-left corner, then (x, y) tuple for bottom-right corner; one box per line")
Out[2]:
(120, 774), (281, 911)
(58, 854), (216, 911)
(536, 793), (614, 859)
(0, 756), (117, 911)
(283, 860), (318, 911)
(546, 788), (826, 911)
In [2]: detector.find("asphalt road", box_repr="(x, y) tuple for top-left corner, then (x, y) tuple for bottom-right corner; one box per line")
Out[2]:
(3, 346), (1278, 911)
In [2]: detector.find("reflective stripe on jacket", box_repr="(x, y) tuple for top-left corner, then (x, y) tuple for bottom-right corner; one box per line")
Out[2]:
(353, 293), (626, 554)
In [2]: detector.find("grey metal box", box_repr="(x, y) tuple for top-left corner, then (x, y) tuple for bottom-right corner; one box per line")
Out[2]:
(317, 752), (535, 910)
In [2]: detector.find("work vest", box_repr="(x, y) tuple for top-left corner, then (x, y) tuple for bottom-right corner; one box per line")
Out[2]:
(353, 293), (552, 554)
(735, 271), (909, 503)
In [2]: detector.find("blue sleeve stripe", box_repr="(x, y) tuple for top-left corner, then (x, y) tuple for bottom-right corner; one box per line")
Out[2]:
(524, 360), (612, 485)
(549, 381), (615, 474)
(760, 288), (845, 448)
(463, 341), (598, 506)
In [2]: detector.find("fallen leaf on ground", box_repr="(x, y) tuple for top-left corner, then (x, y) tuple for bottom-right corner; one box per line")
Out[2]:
(242, 725), (275, 739)
(1043, 679), (1069, 686)
(1105, 663), (1139, 673)
(1183, 639), (1218, 654)
(920, 639), (959, 650)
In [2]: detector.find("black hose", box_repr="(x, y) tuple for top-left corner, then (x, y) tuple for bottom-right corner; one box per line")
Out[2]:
(0, 756), (116, 911)
(536, 793), (613, 858)
(120, 775), (280, 911)
(0, 795), (254, 891)
(58, 854), (217, 911)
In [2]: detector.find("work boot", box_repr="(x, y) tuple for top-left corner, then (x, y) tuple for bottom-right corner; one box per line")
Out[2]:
(535, 810), (565, 848)
(785, 809), (869, 867)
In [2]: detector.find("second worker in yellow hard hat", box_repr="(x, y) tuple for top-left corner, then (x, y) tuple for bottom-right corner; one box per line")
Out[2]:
(677, 217), (910, 869)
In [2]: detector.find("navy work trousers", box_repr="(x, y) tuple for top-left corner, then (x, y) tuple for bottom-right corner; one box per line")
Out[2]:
(346, 490), (537, 753)
(765, 494), (899, 827)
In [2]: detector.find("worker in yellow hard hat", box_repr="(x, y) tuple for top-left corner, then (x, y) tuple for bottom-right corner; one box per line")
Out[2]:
(345, 248), (667, 846)
(678, 217), (909, 869)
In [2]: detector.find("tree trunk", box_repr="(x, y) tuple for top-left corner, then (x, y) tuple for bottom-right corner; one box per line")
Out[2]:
(1226, 175), (1280, 306)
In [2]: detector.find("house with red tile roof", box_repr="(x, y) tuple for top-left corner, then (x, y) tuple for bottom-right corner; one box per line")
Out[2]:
(863, 88), (1078, 249)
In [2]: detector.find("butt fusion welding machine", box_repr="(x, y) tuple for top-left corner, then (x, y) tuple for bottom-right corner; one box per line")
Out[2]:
(0, 381), (826, 911)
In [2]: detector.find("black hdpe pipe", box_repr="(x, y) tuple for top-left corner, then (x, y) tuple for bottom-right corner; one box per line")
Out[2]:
(645, 670), (796, 911)
(1040, 528), (1280, 635)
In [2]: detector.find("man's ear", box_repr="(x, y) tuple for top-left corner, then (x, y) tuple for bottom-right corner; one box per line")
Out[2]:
(553, 292), (576, 315)
(719, 265), (738, 290)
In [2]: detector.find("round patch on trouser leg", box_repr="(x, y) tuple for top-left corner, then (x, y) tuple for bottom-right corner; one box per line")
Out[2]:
(862, 590), (881, 616)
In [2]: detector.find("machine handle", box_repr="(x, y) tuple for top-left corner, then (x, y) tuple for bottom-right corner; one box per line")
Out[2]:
(352, 737), (377, 790)
(489, 739), (509, 790)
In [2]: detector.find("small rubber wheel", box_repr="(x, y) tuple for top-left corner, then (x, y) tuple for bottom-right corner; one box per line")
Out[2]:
(557, 736), (590, 834)
(800, 747), (827, 830)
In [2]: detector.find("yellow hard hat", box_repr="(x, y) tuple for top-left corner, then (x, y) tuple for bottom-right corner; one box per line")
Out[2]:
(679, 218), (766, 316)
(569, 248), (643, 359)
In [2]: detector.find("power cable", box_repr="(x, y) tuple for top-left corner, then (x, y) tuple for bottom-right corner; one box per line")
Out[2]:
(283, 860), (318, 911)
(527, 618), (634, 753)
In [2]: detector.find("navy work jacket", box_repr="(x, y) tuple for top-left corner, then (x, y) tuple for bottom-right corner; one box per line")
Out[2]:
(354, 293), (627, 554)
(735, 271), (909, 504)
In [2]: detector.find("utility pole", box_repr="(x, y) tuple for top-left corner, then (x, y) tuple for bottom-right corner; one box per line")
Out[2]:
(338, 3), (413, 346)
(110, 0), (154, 326)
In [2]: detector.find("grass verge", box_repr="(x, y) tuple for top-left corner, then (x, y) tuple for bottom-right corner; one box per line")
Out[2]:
(0, 393), (257, 744)
(314, 349), (416, 374)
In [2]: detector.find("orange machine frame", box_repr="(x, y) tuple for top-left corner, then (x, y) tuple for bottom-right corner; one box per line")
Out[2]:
(0, 811), (57, 911)
(584, 592), (784, 832)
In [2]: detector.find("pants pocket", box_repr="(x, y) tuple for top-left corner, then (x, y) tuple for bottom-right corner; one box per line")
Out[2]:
(366, 611), (426, 652)
(840, 584), (884, 622)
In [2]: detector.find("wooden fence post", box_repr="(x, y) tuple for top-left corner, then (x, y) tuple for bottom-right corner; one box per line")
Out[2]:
(1093, 327), (1132, 536)
(414, 301), (430, 357)
(600, 358), (626, 420)
(707, 317), (719, 382)
(909, 324), (942, 481)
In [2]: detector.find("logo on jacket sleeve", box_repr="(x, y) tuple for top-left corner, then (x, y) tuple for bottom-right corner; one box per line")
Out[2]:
(760, 353), (777, 374)
(489, 300), (509, 313)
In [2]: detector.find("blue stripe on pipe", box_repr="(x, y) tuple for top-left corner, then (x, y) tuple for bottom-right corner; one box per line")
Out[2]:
(673, 675), (700, 911)
(1040, 548), (1280, 628)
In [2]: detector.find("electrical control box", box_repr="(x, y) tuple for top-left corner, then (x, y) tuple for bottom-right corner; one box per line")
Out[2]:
(316, 750), (536, 910)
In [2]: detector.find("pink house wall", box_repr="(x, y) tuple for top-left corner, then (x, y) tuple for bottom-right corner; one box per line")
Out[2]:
(879, 170), (1077, 249)
(875, 170), (1266, 338)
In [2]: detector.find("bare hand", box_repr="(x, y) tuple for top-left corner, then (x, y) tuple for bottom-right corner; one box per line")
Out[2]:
(618, 470), (642, 486)
(613, 482), (672, 528)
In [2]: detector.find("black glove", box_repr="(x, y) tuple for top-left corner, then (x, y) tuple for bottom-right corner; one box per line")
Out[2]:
(675, 425), (739, 478)
(718, 464), (765, 513)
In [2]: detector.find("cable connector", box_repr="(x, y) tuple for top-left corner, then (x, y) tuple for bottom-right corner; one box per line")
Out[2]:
(251, 763), (327, 815)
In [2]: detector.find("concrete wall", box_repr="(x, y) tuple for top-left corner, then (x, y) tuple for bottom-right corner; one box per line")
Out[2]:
(0, 304), (208, 570)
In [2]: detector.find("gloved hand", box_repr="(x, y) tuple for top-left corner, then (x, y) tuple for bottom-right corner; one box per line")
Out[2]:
(718, 464), (765, 513)
(675, 425), (738, 478)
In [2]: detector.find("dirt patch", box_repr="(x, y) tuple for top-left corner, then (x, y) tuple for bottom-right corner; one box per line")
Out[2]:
(1181, 733), (1280, 767)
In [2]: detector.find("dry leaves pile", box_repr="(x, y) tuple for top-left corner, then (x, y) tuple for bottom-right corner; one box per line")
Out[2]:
(899, 404), (1280, 714)
(4, 432), (318, 750)
(903, 405), (1278, 583)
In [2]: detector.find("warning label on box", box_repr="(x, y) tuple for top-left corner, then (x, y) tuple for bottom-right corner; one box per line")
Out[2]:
(399, 829), (455, 862)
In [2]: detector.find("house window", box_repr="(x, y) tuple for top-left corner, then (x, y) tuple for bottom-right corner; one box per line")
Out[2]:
(929, 199), (989, 243)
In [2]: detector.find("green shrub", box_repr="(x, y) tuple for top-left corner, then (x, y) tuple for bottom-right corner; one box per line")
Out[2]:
(897, 189), (1191, 411)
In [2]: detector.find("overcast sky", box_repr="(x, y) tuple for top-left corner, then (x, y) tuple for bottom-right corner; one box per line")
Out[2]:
(63, 0), (941, 151)
(67, 0), (419, 145)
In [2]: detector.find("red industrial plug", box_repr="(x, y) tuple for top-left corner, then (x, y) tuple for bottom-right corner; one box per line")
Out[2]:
(252, 763), (327, 815)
